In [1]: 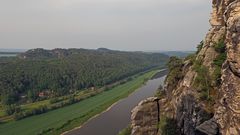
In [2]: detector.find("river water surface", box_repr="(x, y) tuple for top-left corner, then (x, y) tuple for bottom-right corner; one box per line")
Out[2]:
(0, 54), (17, 57)
(65, 71), (167, 135)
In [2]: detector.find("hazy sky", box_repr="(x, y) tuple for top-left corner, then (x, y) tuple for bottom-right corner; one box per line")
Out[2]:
(0, 0), (211, 51)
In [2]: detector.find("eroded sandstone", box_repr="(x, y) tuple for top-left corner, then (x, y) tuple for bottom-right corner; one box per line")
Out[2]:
(130, 0), (240, 135)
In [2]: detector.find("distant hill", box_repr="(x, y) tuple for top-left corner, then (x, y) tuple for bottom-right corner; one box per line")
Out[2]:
(160, 51), (195, 58)
(0, 48), (169, 105)
(97, 48), (112, 51)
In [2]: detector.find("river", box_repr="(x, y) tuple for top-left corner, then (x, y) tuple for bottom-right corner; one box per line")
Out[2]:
(65, 70), (167, 135)
(0, 54), (17, 57)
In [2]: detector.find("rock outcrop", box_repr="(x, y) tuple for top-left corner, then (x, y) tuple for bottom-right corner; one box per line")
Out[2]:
(131, 97), (160, 135)
(131, 0), (240, 135)
(196, 119), (219, 135)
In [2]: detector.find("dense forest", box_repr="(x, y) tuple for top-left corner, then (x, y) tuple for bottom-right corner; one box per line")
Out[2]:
(0, 48), (169, 105)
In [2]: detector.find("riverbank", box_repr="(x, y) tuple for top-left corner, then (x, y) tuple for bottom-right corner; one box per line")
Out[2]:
(0, 67), (164, 123)
(47, 70), (160, 135)
(0, 52), (20, 57)
(61, 95), (123, 135)
(63, 69), (167, 135)
(0, 69), (162, 135)
(64, 70), (167, 135)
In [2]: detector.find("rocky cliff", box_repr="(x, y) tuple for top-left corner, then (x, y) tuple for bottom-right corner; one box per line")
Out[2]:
(131, 0), (240, 135)
(131, 97), (160, 135)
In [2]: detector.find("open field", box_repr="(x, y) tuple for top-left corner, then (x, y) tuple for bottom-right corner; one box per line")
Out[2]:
(0, 70), (158, 135)
(0, 88), (102, 122)
(0, 68), (158, 121)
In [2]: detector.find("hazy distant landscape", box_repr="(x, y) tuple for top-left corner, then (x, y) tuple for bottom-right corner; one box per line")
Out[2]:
(0, 49), (26, 57)
(0, 48), (194, 58)
(0, 54), (18, 57)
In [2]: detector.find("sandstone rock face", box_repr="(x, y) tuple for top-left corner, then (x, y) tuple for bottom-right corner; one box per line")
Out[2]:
(213, 1), (240, 134)
(131, 97), (159, 135)
(130, 0), (240, 135)
(175, 95), (215, 135)
(167, 0), (240, 134)
(196, 118), (219, 135)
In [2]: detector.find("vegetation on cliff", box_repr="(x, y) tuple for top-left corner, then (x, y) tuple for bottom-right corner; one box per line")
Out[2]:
(213, 38), (226, 86)
(193, 60), (212, 101)
(191, 37), (226, 103)
(155, 85), (166, 99)
(118, 126), (131, 135)
(158, 116), (179, 135)
(165, 56), (184, 92)
(196, 41), (204, 54)
(130, 0), (240, 134)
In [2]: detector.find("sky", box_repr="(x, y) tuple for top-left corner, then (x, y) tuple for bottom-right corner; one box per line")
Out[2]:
(0, 0), (211, 51)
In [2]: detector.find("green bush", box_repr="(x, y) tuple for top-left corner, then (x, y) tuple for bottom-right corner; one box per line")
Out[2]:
(159, 116), (179, 135)
(193, 60), (212, 101)
(185, 54), (196, 65)
(119, 80), (127, 85)
(165, 57), (183, 91)
(212, 66), (222, 86)
(13, 111), (25, 120)
(212, 38), (226, 86)
(199, 90), (209, 101)
(118, 126), (131, 135)
(37, 128), (54, 135)
(167, 57), (183, 71)
(49, 98), (63, 104)
(155, 85), (166, 99)
(13, 105), (49, 120)
(196, 41), (204, 54)
(213, 53), (227, 67)
(4, 104), (21, 115)
(214, 39), (225, 53)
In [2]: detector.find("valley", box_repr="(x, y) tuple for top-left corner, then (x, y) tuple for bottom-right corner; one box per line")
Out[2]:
(0, 69), (163, 135)
(0, 48), (169, 135)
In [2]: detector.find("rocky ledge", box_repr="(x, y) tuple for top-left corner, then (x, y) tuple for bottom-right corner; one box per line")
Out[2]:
(131, 97), (160, 135)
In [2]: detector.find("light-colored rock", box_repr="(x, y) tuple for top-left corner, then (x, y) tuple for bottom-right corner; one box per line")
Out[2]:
(130, 0), (240, 135)
(131, 97), (159, 135)
(212, 1), (240, 134)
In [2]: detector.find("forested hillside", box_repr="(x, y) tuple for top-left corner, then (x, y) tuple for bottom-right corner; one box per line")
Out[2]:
(0, 48), (168, 105)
